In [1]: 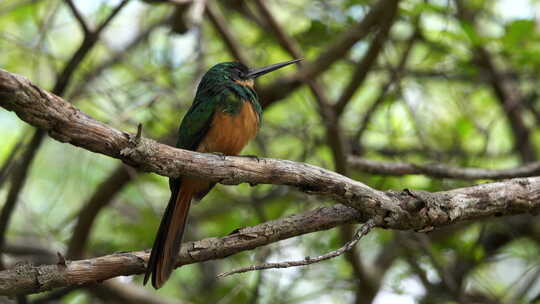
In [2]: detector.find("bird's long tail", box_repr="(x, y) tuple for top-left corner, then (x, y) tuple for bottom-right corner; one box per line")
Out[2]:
(144, 180), (194, 289)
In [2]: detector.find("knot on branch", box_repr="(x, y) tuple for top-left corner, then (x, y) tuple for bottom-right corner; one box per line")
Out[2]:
(404, 189), (452, 231)
(382, 189), (453, 232)
(119, 124), (159, 169)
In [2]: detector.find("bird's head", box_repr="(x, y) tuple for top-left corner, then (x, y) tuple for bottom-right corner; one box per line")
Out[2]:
(200, 59), (302, 89)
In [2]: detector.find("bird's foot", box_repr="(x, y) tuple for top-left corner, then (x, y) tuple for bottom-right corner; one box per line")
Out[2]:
(240, 154), (260, 162)
(210, 152), (227, 160)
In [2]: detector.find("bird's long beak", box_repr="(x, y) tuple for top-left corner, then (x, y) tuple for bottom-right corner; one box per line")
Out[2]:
(246, 58), (303, 78)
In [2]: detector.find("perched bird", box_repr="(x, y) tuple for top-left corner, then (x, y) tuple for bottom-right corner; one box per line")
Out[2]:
(144, 59), (302, 289)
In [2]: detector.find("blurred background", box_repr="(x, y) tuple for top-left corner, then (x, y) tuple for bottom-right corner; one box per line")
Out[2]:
(1, 0), (540, 303)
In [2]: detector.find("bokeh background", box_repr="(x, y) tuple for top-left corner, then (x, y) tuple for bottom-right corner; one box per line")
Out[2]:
(1, 0), (540, 303)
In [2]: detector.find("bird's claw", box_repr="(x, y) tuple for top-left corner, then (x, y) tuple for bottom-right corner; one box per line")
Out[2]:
(211, 152), (227, 160)
(241, 154), (260, 162)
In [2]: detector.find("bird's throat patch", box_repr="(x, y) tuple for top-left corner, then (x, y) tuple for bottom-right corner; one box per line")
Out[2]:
(235, 79), (254, 88)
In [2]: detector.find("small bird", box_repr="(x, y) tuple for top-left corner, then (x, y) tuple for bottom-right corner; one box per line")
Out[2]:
(144, 59), (302, 289)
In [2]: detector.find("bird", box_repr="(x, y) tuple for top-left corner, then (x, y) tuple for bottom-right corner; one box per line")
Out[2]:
(144, 58), (302, 289)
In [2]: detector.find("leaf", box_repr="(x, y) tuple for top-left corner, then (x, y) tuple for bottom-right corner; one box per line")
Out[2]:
(503, 19), (535, 48)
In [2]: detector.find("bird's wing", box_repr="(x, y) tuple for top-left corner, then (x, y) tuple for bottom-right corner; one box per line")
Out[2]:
(176, 94), (217, 150)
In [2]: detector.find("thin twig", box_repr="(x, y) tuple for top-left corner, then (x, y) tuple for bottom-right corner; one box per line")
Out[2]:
(205, 3), (250, 65)
(216, 219), (377, 278)
(64, 0), (90, 35)
(333, 3), (399, 116)
(94, 0), (130, 35)
(348, 156), (540, 179)
(0, 137), (24, 189)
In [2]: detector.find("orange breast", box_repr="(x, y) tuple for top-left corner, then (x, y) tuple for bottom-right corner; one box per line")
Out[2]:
(197, 101), (259, 155)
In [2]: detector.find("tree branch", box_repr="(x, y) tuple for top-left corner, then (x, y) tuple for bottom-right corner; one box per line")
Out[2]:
(455, 0), (537, 163)
(0, 68), (390, 214)
(349, 157), (540, 179)
(216, 219), (377, 278)
(333, 1), (398, 115)
(64, 0), (90, 35)
(0, 132), (44, 270)
(256, 0), (391, 107)
(0, 204), (364, 296)
(206, 3), (250, 66)
(65, 165), (134, 259)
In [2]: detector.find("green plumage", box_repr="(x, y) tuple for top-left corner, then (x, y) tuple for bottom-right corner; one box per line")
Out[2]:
(170, 62), (262, 196)
(176, 62), (261, 151)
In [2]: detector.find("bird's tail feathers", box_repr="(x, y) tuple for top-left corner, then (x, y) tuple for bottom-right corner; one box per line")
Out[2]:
(144, 182), (193, 289)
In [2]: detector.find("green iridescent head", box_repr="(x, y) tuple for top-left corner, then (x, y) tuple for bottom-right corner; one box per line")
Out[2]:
(199, 59), (302, 85)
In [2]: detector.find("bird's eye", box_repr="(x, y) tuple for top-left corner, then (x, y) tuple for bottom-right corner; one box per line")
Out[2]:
(233, 68), (245, 79)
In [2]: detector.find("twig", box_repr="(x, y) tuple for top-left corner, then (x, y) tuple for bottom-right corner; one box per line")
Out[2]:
(333, 2), (399, 115)
(64, 0), (90, 35)
(216, 219), (377, 278)
(455, 0), (537, 163)
(0, 132), (44, 270)
(348, 156), (540, 179)
(68, 16), (167, 100)
(0, 136), (24, 188)
(94, 0), (130, 35)
(205, 3), (250, 65)
(255, 0), (393, 108)
(352, 26), (418, 149)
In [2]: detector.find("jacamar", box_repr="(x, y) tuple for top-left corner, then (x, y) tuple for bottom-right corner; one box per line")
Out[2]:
(144, 59), (302, 289)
